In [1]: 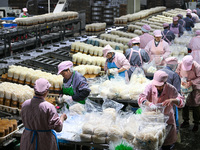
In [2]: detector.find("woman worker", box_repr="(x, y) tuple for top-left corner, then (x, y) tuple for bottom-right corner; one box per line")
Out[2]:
(139, 24), (154, 49)
(103, 44), (130, 81)
(162, 23), (175, 46)
(125, 37), (150, 79)
(138, 70), (185, 150)
(183, 13), (195, 31)
(169, 17), (184, 37)
(20, 78), (67, 150)
(188, 30), (200, 64)
(145, 30), (171, 66)
(57, 61), (91, 104)
(19, 8), (29, 18)
(176, 55), (200, 132)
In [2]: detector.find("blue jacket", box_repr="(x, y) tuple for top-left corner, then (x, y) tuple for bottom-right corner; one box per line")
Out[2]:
(125, 46), (149, 79)
(162, 29), (175, 44)
(161, 66), (181, 94)
(183, 17), (194, 31)
(178, 19), (185, 27)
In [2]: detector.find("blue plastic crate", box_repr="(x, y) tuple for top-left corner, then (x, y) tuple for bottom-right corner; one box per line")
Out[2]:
(3, 23), (17, 28)
(1, 17), (15, 21)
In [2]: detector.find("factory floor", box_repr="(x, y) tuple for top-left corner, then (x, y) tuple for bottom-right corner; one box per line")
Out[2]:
(173, 109), (200, 150)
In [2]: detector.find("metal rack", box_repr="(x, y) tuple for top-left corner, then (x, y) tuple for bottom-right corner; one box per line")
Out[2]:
(0, 19), (82, 57)
(15, 47), (72, 73)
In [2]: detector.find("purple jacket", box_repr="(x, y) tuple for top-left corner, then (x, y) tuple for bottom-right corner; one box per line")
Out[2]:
(139, 33), (154, 49)
(20, 97), (63, 150)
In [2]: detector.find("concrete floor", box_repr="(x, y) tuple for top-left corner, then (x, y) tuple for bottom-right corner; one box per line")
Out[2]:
(174, 109), (200, 150)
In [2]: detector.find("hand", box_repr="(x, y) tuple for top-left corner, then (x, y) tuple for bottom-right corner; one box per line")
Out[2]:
(162, 99), (173, 106)
(181, 81), (186, 86)
(60, 113), (67, 122)
(186, 81), (192, 88)
(109, 68), (118, 75)
(149, 103), (157, 110)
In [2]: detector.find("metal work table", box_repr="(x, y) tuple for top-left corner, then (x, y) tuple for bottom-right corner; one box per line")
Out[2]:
(88, 96), (139, 107)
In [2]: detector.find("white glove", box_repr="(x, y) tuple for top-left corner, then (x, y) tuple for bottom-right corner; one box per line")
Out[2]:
(149, 103), (157, 110)
(62, 95), (73, 104)
(108, 68), (118, 75)
(57, 96), (64, 104)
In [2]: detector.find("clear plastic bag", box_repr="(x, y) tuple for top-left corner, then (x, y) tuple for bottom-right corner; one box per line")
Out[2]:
(62, 98), (86, 116)
(135, 122), (167, 150)
(102, 99), (124, 112)
(134, 123), (161, 150)
(181, 77), (193, 99)
(139, 103), (169, 123)
(85, 98), (102, 113)
(56, 114), (85, 141)
(181, 77), (193, 94)
(129, 67), (146, 84)
(69, 103), (85, 115)
(142, 60), (157, 74)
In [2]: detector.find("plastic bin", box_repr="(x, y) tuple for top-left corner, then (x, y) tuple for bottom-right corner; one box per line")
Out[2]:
(1, 17), (15, 21)
(3, 24), (17, 28)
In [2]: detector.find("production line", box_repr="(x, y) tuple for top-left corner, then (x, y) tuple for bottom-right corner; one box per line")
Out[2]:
(0, 2), (200, 150)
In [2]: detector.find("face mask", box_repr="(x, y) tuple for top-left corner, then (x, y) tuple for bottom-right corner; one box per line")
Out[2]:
(107, 53), (115, 62)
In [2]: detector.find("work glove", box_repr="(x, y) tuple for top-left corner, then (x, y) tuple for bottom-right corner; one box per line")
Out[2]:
(149, 103), (157, 110)
(57, 96), (64, 104)
(108, 68), (118, 75)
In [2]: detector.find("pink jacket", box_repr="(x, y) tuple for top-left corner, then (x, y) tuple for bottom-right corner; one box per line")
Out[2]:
(145, 39), (171, 60)
(104, 52), (131, 71)
(188, 36), (200, 50)
(20, 97), (63, 150)
(139, 33), (154, 49)
(138, 83), (184, 145)
(191, 13), (200, 23)
(188, 36), (200, 64)
(176, 61), (200, 90)
(176, 61), (200, 106)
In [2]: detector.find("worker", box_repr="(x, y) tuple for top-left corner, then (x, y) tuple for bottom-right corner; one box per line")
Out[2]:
(145, 30), (171, 66)
(177, 14), (185, 27)
(186, 9), (196, 23)
(169, 16), (184, 37)
(20, 78), (67, 150)
(176, 55), (200, 132)
(161, 57), (181, 93)
(103, 44), (130, 81)
(188, 30), (200, 64)
(192, 9), (200, 23)
(19, 8), (29, 18)
(161, 57), (181, 128)
(139, 24), (154, 49)
(162, 23), (175, 45)
(183, 13), (195, 31)
(125, 37), (150, 79)
(138, 70), (185, 149)
(57, 61), (91, 104)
